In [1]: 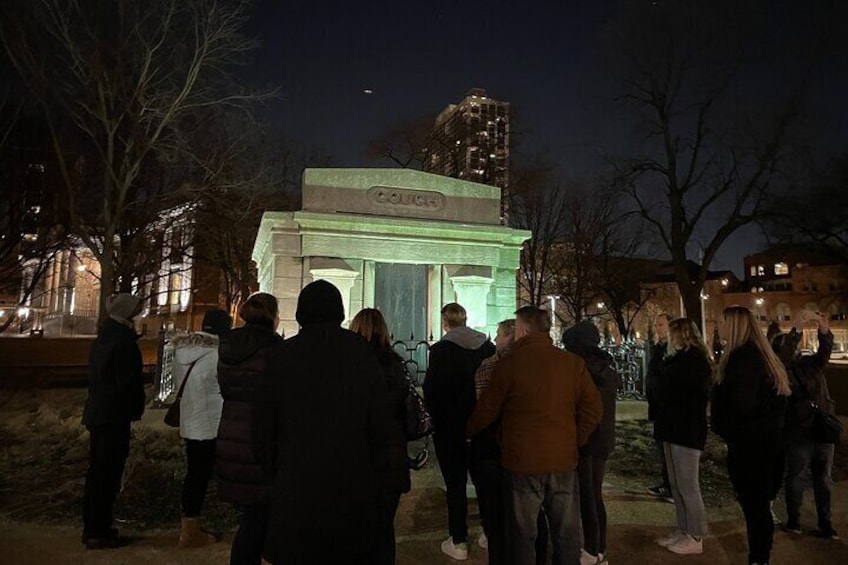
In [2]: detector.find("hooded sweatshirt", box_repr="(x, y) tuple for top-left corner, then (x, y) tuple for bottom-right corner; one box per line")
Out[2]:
(424, 325), (495, 437)
(562, 322), (620, 458)
(171, 332), (223, 440)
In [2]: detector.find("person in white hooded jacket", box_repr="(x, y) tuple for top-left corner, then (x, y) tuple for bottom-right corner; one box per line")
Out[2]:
(171, 309), (231, 547)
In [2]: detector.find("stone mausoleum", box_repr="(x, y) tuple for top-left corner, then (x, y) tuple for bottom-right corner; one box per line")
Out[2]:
(252, 169), (530, 341)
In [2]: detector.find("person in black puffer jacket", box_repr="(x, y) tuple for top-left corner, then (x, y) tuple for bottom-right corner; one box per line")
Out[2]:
(562, 321), (620, 565)
(654, 319), (713, 556)
(82, 293), (146, 550)
(772, 313), (839, 540)
(711, 306), (791, 565)
(351, 308), (411, 565)
(216, 293), (284, 565)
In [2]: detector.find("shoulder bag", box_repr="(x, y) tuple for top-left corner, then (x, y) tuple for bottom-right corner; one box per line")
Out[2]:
(794, 368), (843, 444)
(402, 362), (433, 441)
(164, 359), (198, 428)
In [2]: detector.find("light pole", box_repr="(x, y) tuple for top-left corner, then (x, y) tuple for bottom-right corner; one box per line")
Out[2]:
(548, 295), (560, 338)
(699, 290), (709, 340)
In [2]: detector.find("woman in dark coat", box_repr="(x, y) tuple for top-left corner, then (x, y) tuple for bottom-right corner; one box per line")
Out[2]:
(216, 293), (284, 565)
(711, 306), (791, 565)
(561, 321), (620, 565)
(350, 308), (412, 565)
(654, 318), (713, 556)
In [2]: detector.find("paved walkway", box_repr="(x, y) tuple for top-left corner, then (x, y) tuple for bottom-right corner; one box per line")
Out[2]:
(2, 401), (846, 564)
(2, 472), (846, 564)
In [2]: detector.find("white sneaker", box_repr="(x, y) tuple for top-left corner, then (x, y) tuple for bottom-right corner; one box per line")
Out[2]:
(440, 537), (469, 561)
(655, 529), (683, 547)
(667, 533), (703, 555)
(477, 532), (488, 549)
(580, 548), (601, 564)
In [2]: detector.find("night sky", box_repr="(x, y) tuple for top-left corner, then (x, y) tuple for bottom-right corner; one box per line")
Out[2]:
(248, 0), (619, 171)
(246, 0), (847, 274)
(248, 0), (846, 166)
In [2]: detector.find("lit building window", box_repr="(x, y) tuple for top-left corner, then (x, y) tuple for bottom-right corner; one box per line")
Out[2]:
(757, 265), (766, 276)
(776, 303), (791, 322)
(774, 262), (789, 275)
(750, 265), (757, 277)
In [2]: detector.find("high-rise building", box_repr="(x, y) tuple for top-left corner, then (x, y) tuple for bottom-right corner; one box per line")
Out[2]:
(424, 88), (510, 220)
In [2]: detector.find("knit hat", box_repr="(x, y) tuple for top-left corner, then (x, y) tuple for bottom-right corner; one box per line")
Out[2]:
(201, 309), (231, 336)
(105, 293), (142, 321)
(295, 280), (345, 326)
(561, 320), (601, 350)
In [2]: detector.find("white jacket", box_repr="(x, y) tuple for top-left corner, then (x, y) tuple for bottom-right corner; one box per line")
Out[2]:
(172, 332), (224, 440)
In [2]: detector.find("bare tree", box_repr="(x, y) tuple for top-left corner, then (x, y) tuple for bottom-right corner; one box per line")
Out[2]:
(765, 153), (848, 266)
(509, 162), (569, 307)
(0, 96), (68, 333)
(366, 116), (437, 170)
(190, 113), (330, 315)
(608, 0), (803, 327)
(1, 0), (270, 323)
(547, 186), (610, 325)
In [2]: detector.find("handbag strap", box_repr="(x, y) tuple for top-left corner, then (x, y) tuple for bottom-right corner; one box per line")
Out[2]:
(174, 359), (199, 402)
(790, 365), (821, 409)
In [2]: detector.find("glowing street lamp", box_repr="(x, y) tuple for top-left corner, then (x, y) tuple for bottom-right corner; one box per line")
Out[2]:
(548, 295), (560, 333)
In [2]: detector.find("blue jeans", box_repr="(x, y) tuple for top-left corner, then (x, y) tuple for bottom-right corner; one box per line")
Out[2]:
(506, 471), (579, 565)
(785, 439), (834, 529)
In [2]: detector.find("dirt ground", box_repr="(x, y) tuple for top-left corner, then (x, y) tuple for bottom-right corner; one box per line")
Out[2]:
(1, 386), (846, 564)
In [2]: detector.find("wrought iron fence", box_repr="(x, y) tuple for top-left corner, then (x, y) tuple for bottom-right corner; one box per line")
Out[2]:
(153, 330), (181, 403)
(391, 337), (435, 386)
(600, 339), (647, 400)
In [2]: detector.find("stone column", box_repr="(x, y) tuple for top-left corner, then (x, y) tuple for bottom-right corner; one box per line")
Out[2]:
(309, 257), (360, 327)
(447, 266), (494, 331)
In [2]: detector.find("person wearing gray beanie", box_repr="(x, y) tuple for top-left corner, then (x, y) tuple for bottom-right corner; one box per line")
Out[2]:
(81, 293), (146, 549)
(105, 293), (142, 327)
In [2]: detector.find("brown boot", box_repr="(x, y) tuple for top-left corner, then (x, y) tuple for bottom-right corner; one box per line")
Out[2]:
(178, 517), (216, 548)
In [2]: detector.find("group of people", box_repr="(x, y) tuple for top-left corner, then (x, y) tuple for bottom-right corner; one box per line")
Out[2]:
(79, 286), (839, 565)
(645, 308), (839, 565)
(82, 280), (443, 564)
(425, 304), (617, 565)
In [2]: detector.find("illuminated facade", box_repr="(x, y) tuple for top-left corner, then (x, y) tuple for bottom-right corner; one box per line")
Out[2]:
(253, 169), (529, 339)
(19, 206), (197, 336)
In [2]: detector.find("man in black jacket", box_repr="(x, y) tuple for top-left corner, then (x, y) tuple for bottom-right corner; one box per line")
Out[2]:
(424, 302), (495, 561)
(81, 293), (145, 549)
(646, 313), (673, 502)
(258, 280), (390, 565)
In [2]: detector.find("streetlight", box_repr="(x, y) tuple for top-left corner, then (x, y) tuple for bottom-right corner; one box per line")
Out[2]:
(699, 290), (709, 339)
(548, 295), (560, 334)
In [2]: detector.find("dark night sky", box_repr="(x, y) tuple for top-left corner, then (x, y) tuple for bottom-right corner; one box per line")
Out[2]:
(247, 0), (620, 169)
(251, 0), (848, 273)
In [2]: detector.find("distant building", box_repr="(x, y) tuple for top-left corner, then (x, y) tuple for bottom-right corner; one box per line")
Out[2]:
(721, 245), (848, 354)
(424, 88), (510, 221)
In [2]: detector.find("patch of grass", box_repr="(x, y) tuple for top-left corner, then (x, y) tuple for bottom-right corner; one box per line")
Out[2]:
(607, 420), (737, 508)
(0, 387), (239, 532)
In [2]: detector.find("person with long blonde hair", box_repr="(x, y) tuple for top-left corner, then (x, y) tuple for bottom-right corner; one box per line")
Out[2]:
(653, 318), (713, 556)
(711, 306), (790, 565)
